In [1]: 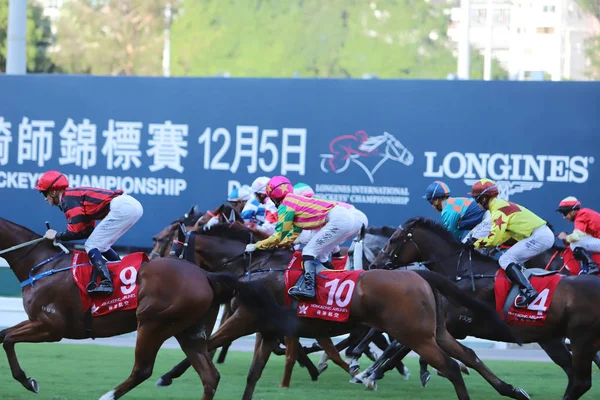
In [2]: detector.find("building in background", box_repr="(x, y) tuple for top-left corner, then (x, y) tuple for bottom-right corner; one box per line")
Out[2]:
(448, 0), (600, 80)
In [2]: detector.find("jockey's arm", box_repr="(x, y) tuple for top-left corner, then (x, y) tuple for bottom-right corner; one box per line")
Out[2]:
(55, 216), (94, 241)
(475, 211), (507, 248)
(255, 205), (296, 250)
(279, 226), (303, 246)
(240, 199), (257, 223)
(566, 229), (587, 243)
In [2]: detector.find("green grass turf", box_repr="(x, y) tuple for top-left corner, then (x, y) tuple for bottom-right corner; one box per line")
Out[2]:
(0, 343), (598, 399)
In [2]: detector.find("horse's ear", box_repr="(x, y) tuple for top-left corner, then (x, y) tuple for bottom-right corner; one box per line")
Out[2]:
(359, 224), (366, 240)
(227, 210), (236, 223)
(186, 205), (196, 218)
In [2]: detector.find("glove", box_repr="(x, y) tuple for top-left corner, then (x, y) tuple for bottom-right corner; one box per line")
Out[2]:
(44, 229), (57, 240)
(245, 243), (256, 253)
(203, 217), (219, 231)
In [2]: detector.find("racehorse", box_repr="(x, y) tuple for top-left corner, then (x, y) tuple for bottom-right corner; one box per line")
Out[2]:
(0, 217), (294, 400)
(370, 216), (600, 400)
(156, 222), (528, 400)
(151, 221), (354, 386)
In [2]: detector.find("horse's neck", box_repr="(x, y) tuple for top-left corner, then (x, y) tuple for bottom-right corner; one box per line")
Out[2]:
(0, 221), (60, 283)
(419, 233), (497, 278)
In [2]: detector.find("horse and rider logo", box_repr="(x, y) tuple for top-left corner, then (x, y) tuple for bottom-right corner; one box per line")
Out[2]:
(320, 130), (414, 184)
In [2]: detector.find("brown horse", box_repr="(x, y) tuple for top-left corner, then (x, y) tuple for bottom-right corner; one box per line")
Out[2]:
(151, 218), (351, 386)
(157, 222), (528, 400)
(0, 217), (294, 400)
(371, 217), (600, 400)
(193, 202), (244, 231)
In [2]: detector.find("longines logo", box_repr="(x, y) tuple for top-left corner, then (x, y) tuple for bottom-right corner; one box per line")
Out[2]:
(423, 151), (594, 200)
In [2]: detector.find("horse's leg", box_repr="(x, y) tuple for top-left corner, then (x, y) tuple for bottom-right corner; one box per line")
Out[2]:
(411, 339), (470, 400)
(296, 340), (320, 380)
(216, 303), (233, 364)
(242, 334), (276, 400)
(563, 336), (596, 400)
(593, 351), (600, 370)
(318, 337), (351, 375)
(280, 336), (298, 388)
(175, 331), (220, 400)
(436, 330), (529, 400)
(2, 320), (62, 393)
(369, 331), (409, 378)
(100, 321), (168, 400)
(419, 356), (432, 387)
(155, 359), (192, 387)
(316, 335), (351, 373)
(538, 338), (575, 398)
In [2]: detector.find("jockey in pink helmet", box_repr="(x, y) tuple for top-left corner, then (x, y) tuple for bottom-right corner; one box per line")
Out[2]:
(244, 176), (364, 300)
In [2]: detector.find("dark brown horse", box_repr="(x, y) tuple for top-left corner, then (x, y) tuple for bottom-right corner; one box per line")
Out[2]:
(156, 222), (528, 400)
(193, 202), (244, 231)
(371, 217), (600, 400)
(0, 217), (294, 400)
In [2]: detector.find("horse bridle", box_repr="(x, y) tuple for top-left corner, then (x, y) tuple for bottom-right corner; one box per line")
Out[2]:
(379, 224), (422, 269)
(150, 224), (179, 259)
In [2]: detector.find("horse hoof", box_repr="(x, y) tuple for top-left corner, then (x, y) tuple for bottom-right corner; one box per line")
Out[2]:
(420, 372), (431, 388)
(349, 376), (363, 384)
(318, 362), (328, 374)
(402, 366), (411, 380)
(514, 387), (530, 400)
(278, 384), (289, 388)
(155, 377), (173, 387)
(349, 362), (360, 376)
(460, 364), (470, 375)
(365, 379), (377, 391)
(26, 378), (39, 393)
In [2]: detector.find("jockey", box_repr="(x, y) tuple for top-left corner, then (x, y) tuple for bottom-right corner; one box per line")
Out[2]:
(469, 178), (554, 308)
(227, 186), (252, 214)
(241, 176), (277, 235)
(556, 197), (600, 274)
(245, 176), (363, 300)
(35, 170), (143, 295)
(423, 180), (489, 241)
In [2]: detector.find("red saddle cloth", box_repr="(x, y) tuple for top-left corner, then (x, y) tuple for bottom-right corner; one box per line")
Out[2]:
(494, 269), (562, 326)
(560, 247), (600, 275)
(70, 251), (147, 317)
(331, 254), (349, 270)
(284, 252), (362, 323)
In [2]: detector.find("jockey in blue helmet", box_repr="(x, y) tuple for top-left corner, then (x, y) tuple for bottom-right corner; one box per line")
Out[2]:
(423, 180), (489, 241)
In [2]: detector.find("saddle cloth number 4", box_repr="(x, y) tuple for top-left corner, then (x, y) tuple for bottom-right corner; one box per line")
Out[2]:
(526, 288), (550, 313)
(324, 278), (355, 308)
(119, 266), (137, 295)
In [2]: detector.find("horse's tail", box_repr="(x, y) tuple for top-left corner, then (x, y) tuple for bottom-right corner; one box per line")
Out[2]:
(206, 272), (297, 337)
(414, 270), (522, 345)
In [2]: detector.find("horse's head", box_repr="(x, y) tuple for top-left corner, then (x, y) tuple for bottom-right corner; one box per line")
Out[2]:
(193, 203), (244, 231)
(369, 217), (465, 271)
(186, 222), (269, 273)
(149, 206), (202, 260)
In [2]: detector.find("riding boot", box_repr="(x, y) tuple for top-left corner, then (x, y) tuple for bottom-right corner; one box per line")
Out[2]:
(573, 247), (599, 275)
(288, 258), (317, 300)
(87, 249), (114, 295)
(102, 248), (121, 262)
(505, 263), (538, 308)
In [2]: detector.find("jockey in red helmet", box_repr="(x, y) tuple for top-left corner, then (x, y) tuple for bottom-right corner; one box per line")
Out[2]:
(469, 179), (554, 308)
(35, 171), (144, 295)
(556, 197), (600, 274)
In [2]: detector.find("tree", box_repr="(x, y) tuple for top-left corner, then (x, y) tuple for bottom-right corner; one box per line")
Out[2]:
(52, 0), (181, 75)
(169, 0), (507, 79)
(575, 0), (600, 79)
(0, 0), (56, 73)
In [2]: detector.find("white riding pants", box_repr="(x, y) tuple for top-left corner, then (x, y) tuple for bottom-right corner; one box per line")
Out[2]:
(570, 235), (600, 253)
(498, 225), (554, 269)
(85, 194), (144, 253)
(303, 205), (358, 261)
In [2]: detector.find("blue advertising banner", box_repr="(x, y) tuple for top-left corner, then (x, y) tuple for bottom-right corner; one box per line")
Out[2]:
(0, 75), (599, 249)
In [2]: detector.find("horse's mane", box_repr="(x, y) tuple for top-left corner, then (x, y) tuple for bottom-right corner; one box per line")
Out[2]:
(405, 216), (463, 246)
(196, 222), (269, 243)
(366, 225), (397, 238)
